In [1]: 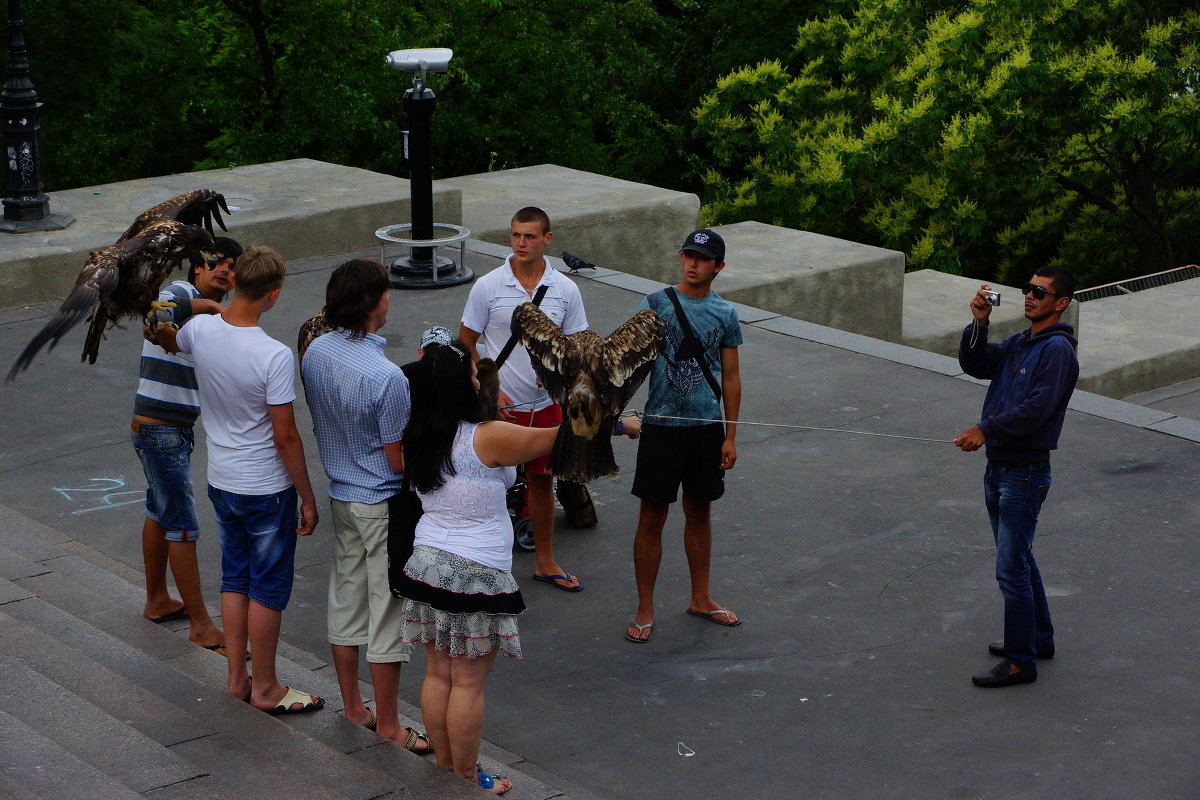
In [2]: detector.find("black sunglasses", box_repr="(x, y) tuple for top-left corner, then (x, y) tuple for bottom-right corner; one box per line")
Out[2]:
(204, 256), (231, 270)
(1021, 282), (1063, 301)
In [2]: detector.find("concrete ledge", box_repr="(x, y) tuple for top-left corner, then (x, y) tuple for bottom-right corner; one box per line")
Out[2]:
(711, 221), (905, 342)
(0, 159), (460, 307)
(1077, 278), (1200, 398)
(902, 269), (1080, 356)
(439, 164), (699, 282)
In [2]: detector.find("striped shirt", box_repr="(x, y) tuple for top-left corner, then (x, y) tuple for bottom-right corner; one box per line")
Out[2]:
(302, 329), (411, 504)
(133, 281), (203, 424)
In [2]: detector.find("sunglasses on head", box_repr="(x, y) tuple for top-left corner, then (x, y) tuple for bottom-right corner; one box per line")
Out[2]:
(1021, 282), (1063, 301)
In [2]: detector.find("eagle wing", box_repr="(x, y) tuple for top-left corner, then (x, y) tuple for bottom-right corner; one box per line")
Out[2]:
(511, 302), (579, 405)
(598, 308), (664, 411)
(297, 310), (332, 364)
(118, 188), (230, 242)
(6, 252), (120, 380)
(7, 220), (214, 380)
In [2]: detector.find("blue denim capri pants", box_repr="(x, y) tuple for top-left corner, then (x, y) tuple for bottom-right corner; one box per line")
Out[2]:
(208, 485), (298, 611)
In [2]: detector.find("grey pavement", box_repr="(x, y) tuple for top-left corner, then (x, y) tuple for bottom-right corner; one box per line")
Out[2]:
(1, 245), (1198, 799)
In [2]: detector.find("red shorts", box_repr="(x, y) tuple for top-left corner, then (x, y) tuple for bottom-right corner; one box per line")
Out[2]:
(510, 404), (562, 476)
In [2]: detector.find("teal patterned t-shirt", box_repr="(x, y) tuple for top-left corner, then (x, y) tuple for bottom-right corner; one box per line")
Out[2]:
(639, 289), (742, 426)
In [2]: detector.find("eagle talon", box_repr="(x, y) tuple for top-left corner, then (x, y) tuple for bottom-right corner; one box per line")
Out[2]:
(149, 300), (177, 315)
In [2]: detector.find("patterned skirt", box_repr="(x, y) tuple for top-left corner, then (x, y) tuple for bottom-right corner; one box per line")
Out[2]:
(395, 545), (524, 660)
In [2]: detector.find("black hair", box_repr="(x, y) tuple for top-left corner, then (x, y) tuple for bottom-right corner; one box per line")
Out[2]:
(403, 340), (485, 493)
(187, 236), (243, 284)
(324, 259), (390, 337)
(1035, 266), (1075, 300)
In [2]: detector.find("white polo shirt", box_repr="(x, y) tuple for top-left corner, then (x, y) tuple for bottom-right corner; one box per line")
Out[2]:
(461, 255), (588, 410)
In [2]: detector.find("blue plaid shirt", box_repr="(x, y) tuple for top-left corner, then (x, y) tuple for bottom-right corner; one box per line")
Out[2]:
(302, 329), (410, 504)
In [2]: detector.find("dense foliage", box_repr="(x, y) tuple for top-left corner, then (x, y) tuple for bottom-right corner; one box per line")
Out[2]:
(22, 0), (1198, 286)
(693, 0), (1200, 286)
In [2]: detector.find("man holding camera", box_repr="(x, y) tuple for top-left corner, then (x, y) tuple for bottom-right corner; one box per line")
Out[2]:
(955, 267), (1079, 687)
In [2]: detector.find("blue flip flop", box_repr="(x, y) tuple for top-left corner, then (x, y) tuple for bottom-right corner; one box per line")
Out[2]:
(532, 572), (584, 592)
(477, 763), (511, 793)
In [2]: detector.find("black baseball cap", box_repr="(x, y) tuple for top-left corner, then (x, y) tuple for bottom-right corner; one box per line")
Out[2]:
(680, 228), (725, 261)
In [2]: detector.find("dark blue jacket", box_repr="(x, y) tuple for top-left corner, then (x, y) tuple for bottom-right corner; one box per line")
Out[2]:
(958, 321), (1079, 463)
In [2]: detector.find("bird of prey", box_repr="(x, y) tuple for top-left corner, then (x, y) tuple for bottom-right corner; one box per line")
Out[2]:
(7, 219), (216, 380)
(296, 309), (331, 365)
(511, 303), (663, 483)
(118, 187), (231, 242)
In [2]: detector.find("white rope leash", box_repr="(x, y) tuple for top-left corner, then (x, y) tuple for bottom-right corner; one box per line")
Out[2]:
(626, 410), (954, 444)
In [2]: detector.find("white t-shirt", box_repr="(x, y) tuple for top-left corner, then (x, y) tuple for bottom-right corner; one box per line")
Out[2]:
(175, 314), (297, 495)
(461, 255), (587, 410)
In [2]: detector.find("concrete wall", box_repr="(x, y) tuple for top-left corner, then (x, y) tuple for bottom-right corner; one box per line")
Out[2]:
(0, 159), (460, 307)
(1077, 277), (1200, 398)
(438, 164), (699, 283)
(708, 221), (905, 342)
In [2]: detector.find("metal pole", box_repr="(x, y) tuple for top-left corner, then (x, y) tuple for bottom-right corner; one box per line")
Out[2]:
(404, 86), (436, 267)
(0, 0), (71, 232)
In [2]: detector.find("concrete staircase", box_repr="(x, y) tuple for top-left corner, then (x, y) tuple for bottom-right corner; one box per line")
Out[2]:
(0, 506), (568, 800)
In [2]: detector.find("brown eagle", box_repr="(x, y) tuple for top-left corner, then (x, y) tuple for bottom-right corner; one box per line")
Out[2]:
(511, 303), (663, 483)
(6, 189), (230, 381)
(296, 309), (332, 365)
(7, 220), (215, 380)
(118, 187), (231, 242)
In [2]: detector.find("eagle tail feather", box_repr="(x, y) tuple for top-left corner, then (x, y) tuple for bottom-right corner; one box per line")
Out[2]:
(549, 419), (618, 484)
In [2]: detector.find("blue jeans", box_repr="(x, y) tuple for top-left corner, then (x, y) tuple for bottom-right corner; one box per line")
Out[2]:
(132, 424), (200, 541)
(984, 462), (1054, 669)
(208, 485), (298, 611)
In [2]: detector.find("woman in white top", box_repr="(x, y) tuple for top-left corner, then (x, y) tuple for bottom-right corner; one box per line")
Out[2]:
(394, 340), (556, 796)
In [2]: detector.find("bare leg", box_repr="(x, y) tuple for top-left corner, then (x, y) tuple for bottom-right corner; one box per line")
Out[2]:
(421, 643), (454, 770)
(222, 591), (251, 699)
(142, 518), (184, 620)
(166, 540), (223, 648)
(332, 644), (370, 724)
(629, 500), (669, 640)
(446, 650), (507, 793)
(244, 599), (317, 711)
(369, 660), (415, 747)
(682, 494), (737, 624)
(529, 472), (578, 589)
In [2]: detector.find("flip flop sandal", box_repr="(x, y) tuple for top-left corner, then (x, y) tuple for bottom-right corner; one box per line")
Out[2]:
(624, 622), (653, 643)
(402, 727), (433, 754)
(266, 686), (324, 715)
(687, 608), (741, 627)
(477, 763), (511, 794)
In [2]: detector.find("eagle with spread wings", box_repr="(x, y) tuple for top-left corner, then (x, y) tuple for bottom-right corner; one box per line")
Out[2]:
(511, 303), (663, 483)
(7, 189), (228, 381)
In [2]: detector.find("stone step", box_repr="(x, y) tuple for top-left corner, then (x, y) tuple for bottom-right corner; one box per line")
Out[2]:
(0, 609), (217, 747)
(0, 706), (146, 800)
(2, 584), (415, 799)
(0, 655), (204, 792)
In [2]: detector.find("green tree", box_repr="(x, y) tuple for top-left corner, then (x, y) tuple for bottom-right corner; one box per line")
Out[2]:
(693, 0), (1200, 287)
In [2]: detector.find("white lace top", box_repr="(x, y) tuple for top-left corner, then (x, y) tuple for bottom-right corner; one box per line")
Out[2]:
(413, 422), (517, 572)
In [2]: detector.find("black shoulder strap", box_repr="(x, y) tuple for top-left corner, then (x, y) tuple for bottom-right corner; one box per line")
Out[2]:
(493, 283), (549, 368)
(665, 287), (722, 402)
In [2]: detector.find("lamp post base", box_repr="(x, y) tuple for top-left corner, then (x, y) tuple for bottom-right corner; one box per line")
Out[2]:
(0, 212), (74, 233)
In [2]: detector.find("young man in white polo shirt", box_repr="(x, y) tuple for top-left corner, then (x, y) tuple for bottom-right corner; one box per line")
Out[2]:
(459, 206), (588, 592)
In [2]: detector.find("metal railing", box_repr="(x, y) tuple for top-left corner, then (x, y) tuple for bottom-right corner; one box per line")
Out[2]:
(1074, 265), (1200, 303)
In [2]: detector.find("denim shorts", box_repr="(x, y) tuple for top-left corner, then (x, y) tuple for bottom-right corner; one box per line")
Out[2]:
(132, 424), (200, 542)
(208, 485), (298, 611)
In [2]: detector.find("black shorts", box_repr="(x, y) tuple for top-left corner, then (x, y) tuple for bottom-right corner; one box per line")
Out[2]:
(632, 423), (726, 505)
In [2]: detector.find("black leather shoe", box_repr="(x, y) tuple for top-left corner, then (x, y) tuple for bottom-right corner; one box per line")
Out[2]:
(988, 641), (1055, 660)
(972, 660), (1037, 687)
